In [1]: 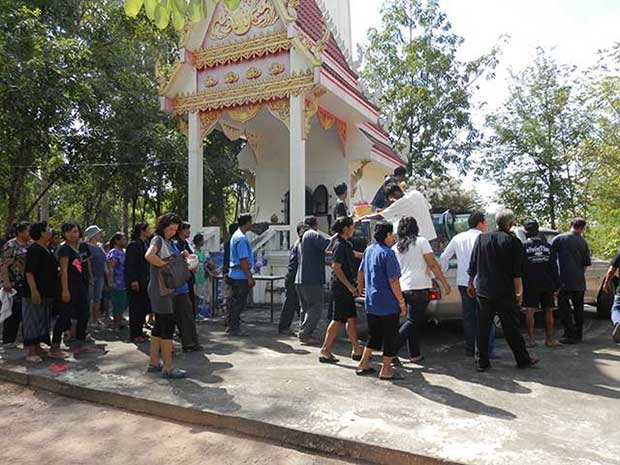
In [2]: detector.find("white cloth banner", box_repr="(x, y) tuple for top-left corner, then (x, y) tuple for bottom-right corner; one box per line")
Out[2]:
(380, 190), (437, 241)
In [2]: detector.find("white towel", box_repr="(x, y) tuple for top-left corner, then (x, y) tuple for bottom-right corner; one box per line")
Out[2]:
(0, 288), (17, 324)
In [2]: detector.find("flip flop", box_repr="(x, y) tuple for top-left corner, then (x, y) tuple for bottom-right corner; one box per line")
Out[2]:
(319, 355), (340, 364)
(379, 372), (405, 381)
(351, 352), (363, 362)
(25, 355), (43, 363)
(545, 340), (561, 347)
(355, 367), (376, 376)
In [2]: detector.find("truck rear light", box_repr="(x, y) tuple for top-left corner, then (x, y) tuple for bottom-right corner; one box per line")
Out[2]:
(429, 289), (441, 301)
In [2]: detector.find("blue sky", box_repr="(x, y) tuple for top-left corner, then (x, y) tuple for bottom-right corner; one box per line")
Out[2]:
(350, 0), (620, 204)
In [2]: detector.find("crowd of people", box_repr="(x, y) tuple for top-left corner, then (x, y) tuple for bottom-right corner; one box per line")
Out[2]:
(1, 166), (618, 382)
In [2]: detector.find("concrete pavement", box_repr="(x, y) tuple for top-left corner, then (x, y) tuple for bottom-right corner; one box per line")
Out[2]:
(1, 309), (618, 465)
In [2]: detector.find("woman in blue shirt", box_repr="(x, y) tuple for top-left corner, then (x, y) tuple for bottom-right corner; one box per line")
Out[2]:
(356, 222), (406, 380)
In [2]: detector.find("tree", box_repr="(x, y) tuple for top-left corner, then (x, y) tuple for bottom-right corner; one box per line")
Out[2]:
(481, 48), (592, 229)
(410, 175), (483, 213)
(359, 0), (501, 178)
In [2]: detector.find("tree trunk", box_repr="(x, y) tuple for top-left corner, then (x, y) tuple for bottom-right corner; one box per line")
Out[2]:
(548, 169), (556, 230)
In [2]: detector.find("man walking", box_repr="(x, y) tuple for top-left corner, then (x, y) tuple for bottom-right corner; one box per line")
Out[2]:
(295, 216), (331, 345)
(521, 221), (560, 348)
(440, 212), (496, 357)
(551, 218), (591, 344)
(227, 214), (255, 337)
(468, 209), (538, 372)
(602, 252), (620, 343)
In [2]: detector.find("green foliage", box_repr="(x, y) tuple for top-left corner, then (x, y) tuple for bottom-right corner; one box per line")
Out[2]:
(359, 0), (501, 178)
(0, 0), (246, 237)
(481, 48), (593, 229)
(409, 175), (482, 213)
(124, 0), (207, 30)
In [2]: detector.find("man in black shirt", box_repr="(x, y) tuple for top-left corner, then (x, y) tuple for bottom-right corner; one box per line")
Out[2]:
(551, 218), (592, 344)
(522, 221), (559, 348)
(333, 183), (351, 219)
(603, 253), (620, 343)
(468, 209), (537, 372)
(370, 166), (406, 211)
(125, 223), (152, 343)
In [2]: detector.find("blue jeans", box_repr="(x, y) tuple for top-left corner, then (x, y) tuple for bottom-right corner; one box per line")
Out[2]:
(611, 295), (620, 326)
(398, 290), (430, 358)
(459, 286), (495, 355)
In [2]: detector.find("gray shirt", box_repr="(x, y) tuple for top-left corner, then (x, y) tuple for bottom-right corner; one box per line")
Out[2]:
(147, 235), (174, 314)
(550, 232), (591, 292)
(295, 229), (330, 286)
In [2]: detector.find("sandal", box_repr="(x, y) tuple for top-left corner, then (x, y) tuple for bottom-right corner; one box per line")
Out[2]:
(48, 351), (68, 360)
(355, 367), (376, 376)
(147, 363), (163, 373)
(25, 355), (43, 363)
(545, 340), (561, 347)
(163, 368), (187, 379)
(351, 352), (363, 362)
(409, 355), (425, 365)
(319, 354), (339, 364)
(379, 372), (405, 381)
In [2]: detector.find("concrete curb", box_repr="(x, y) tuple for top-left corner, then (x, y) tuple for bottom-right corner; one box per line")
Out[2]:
(0, 366), (459, 465)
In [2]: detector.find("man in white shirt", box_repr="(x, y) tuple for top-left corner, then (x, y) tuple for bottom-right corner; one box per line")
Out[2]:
(440, 212), (496, 357)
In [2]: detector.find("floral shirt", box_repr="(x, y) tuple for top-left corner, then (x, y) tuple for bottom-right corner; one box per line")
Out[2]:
(106, 248), (126, 291)
(0, 238), (32, 289)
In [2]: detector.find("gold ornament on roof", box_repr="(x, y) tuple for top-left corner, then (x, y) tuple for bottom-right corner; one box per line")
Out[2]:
(246, 67), (262, 80)
(194, 31), (291, 69)
(268, 62), (285, 76)
(210, 0), (278, 40)
(172, 71), (314, 114)
(204, 76), (219, 88)
(225, 71), (240, 84)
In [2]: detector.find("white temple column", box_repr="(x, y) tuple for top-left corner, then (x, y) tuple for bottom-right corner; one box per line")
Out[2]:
(187, 111), (204, 232)
(289, 94), (306, 238)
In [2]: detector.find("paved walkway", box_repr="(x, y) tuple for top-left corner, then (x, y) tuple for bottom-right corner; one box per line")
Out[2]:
(1, 309), (619, 465)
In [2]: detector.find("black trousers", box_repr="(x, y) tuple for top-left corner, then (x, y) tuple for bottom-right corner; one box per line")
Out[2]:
(2, 293), (22, 344)
(278, 277), (300, 332)
(173, 293), (199, 349)
(128, 289), (150, 339)
(398, 290), (430, 358)
(477, 295), (531, 368)
(230, 279), (250, 332)
(558, 290), (585, 340)
(52, 302), (71, 346)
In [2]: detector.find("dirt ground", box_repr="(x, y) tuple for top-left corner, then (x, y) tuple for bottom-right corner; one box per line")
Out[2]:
(0, 382), (358, 465)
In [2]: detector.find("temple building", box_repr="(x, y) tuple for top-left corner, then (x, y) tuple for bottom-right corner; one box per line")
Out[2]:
(159, 0), (402, 241)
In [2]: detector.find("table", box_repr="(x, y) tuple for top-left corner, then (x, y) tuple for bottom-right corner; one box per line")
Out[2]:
(212, 274), (286, 323)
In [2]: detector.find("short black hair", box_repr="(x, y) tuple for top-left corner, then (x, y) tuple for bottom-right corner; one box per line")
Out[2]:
(237, 213), (252, 227)
(131, 222), (149, 241)
(193, 233), (204, 245)
(60, 222), (79, 238)
(14, 222), (31, 235)
(468, 211), (486, 229)
(179, 221), (191, 231)
(30, 222), (48, 241)
(333, 182), (348, 197)
(332, 216), (354, 235)
(373, 221), (393, 243)
(384, 183), (403, 199)
(228, 222), (238, 236)
(304, 216), (318, 229)
(571, 218), (587, 229)
(155, 213), (182, 237)
(394, 166), (406, 177)
(110, 232), (126, 248)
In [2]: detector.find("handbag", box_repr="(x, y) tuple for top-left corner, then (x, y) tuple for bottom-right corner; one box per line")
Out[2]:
(161, 255), (191, 290)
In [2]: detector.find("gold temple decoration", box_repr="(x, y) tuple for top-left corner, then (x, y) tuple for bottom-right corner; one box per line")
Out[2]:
(227, 103), (262, 123)
(193, 31), (291, 69)
(313, 25), (331, 57)
(304, 99), (319, 137)
(224, 71), (240, 84)
(268, 62), (285, 76)
(157, 61), (183, 96)
(267, 99), (290, 128)
(204, 76), (219, 88)
(246, 67), (262, 80)
(210, 0), (278, 40)
(173, 71), (314, 114)
(317, 107), (335, 131)
(200, 111), (223, 137)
